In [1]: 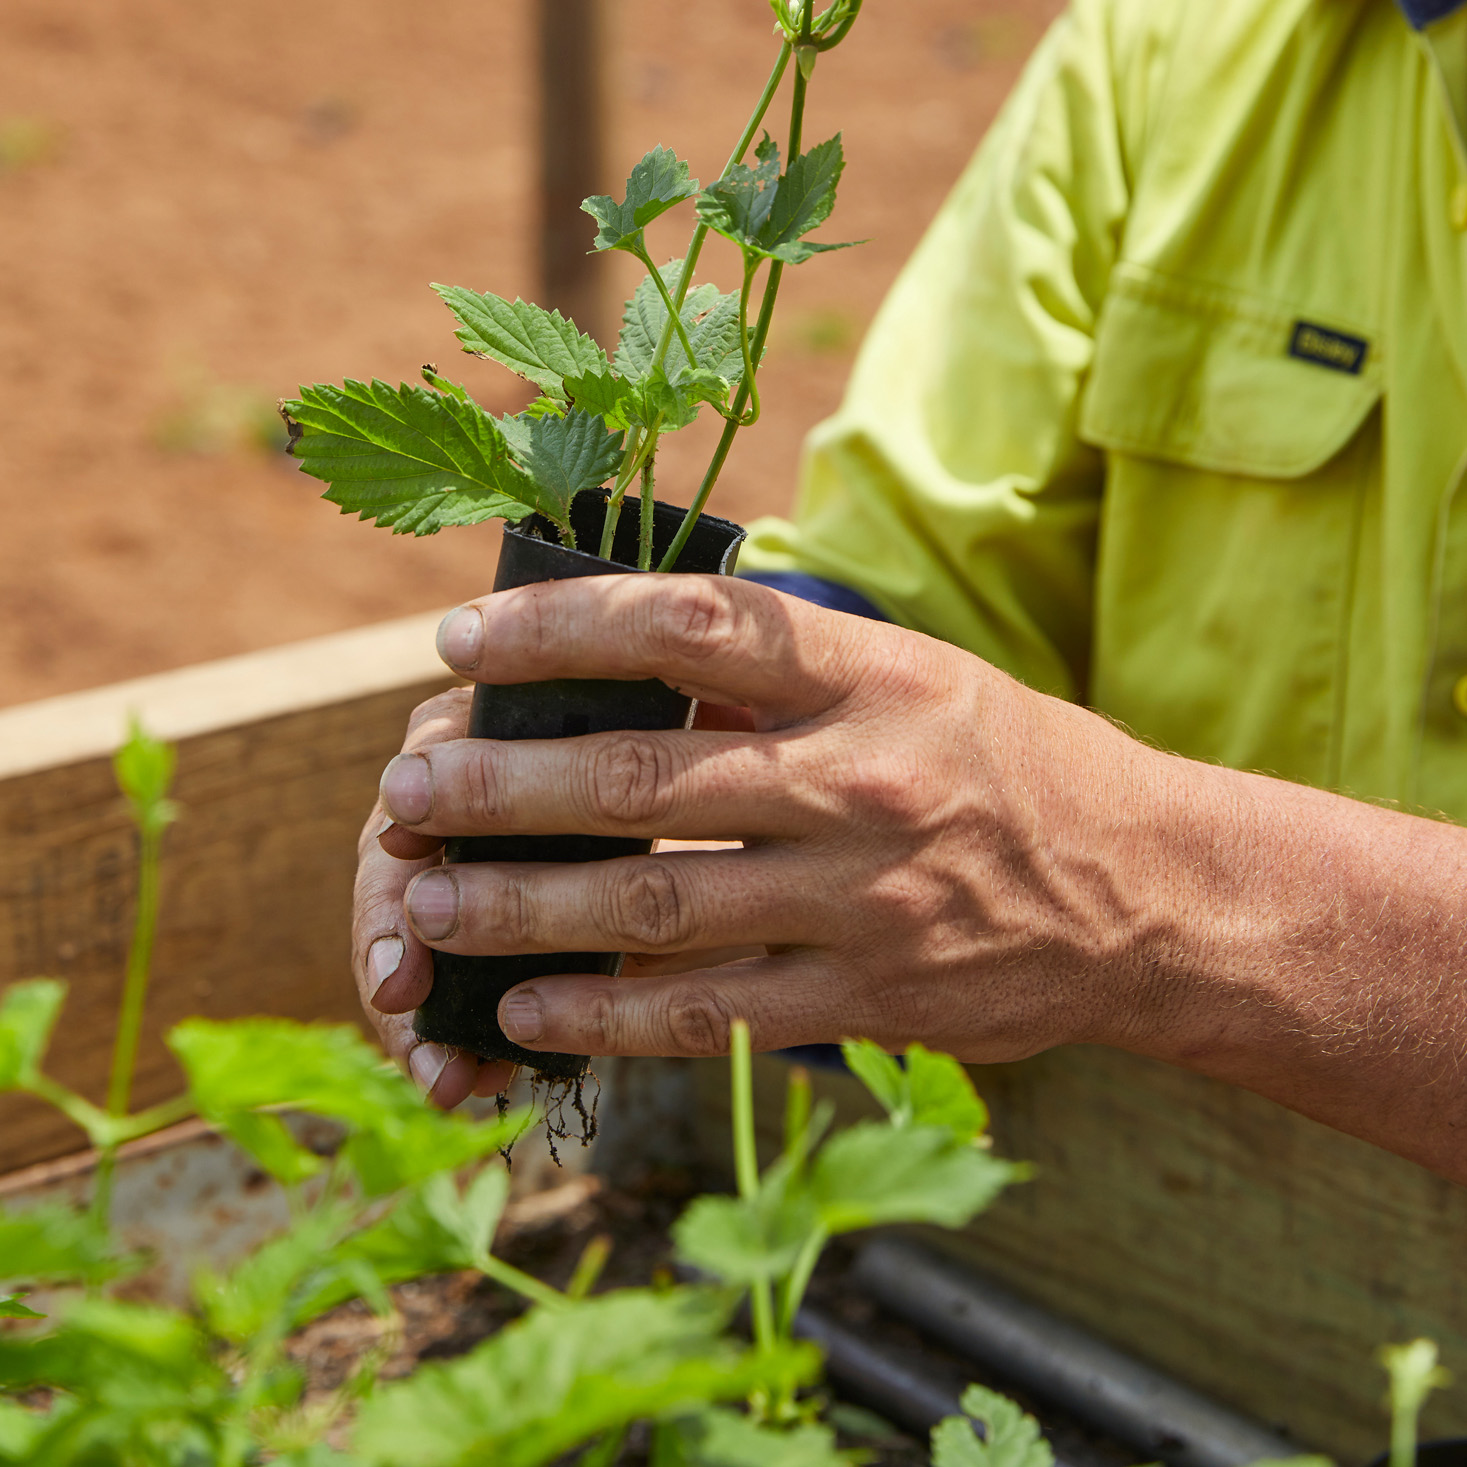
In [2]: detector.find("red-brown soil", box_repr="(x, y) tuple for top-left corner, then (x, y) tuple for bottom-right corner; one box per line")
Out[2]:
(0, 0), (1061, 710)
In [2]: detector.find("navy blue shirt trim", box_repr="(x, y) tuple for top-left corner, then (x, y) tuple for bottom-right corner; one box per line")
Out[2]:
(1396, 0), (1465, 28)
(737, 570), (891, 623)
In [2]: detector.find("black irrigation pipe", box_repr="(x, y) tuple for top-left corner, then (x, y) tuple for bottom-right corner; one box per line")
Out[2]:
(853, 1237), (1305, 1467)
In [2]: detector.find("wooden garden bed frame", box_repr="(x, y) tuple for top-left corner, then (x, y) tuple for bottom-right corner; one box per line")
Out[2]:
(3, 612), (1465, 1458)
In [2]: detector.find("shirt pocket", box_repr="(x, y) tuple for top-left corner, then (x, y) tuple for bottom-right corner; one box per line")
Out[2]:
(1078, 262), (1381, 477)
(1075, 262), (1383, 791)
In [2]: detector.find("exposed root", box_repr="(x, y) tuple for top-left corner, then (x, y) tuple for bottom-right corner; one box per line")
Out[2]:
(530, 1068), (601, 1166)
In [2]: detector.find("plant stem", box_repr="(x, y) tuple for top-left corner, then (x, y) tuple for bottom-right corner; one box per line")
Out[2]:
(777, 1225), (827, 1335)
(731, 1020), (759, 1201)
(729, 1019), (778, 1362)
(567, 1233), (613, 1300)
(638, 248), (699, 371)
(734, 260), (763, 427)
(476, 1250), (569, 1311)
(107, 822), (162, 1118)
(657, 44), (812, 572)
(597, 43), (792, 562)
(638, 451), (657, 571)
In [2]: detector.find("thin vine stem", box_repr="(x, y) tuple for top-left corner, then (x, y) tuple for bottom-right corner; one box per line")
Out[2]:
(108, 821), (162, 1118)
(598, 43), (792, 560)
(729, 1020), (778, 1360)
(657, 32), (811, 572)
(638, 451), (657, 570)
(734, 260), (763, 427)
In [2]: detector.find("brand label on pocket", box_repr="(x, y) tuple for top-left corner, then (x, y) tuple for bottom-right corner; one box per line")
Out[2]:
(1289, 320), (1369, 375)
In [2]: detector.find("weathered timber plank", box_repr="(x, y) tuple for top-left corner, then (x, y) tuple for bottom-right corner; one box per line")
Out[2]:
(692, 1050), (1467, 1462)
(0, 612), (455, 1173)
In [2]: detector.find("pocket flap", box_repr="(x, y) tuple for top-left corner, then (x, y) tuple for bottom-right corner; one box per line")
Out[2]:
(1078, 264), (1381, 479)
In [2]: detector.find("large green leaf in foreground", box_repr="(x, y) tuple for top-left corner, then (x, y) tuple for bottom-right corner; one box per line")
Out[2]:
(351, 1288), (819, 1467)
(281, 378), (556, 536)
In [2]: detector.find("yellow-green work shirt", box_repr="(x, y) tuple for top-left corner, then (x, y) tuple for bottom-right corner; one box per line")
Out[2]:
(741, 0), (1467, 820)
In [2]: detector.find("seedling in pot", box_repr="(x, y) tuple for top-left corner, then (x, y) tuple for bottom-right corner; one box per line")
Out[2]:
(279, 0), (869, 1081)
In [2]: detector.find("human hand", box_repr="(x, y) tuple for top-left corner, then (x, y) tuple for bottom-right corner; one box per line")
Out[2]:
(353, 688), (521, 1108)
(366, 574), (1181, 1066)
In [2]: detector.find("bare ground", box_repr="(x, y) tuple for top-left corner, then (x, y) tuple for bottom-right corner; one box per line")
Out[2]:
(0, 0), (1061, 709)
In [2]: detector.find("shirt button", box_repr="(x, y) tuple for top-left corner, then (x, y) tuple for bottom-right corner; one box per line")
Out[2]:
(1453, 673), (1467, 717)
(1453, 182), (1467, 233)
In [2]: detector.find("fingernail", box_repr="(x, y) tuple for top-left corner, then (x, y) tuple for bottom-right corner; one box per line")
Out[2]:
(437, 606), (484, 671)
(500, 989), (545, 1044)
(406, 869), (459, 941)
(366, 935), (404, 997)
(409, 1042), (450, 1097)
(381, 754), (432, 825)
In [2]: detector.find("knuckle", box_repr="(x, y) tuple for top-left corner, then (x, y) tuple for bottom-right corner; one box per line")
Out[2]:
(481, 872), (535, 952)
(459, 745), (506, 826)
(649, 578), (742, 664)
(584, 735), (677, 827)
(839, 753), (929, 830)
(663, 982), (735, 1058)
(579, 984), (622, 1054)
(405, 688), (471, 744)
(602, 862), (697, 952)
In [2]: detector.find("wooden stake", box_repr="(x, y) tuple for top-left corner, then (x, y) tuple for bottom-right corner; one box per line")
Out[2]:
(537, 0), (608, 345)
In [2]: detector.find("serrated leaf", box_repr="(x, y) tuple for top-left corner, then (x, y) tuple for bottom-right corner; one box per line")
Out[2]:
(0, 1296), (43, 1320)
(351, 1287), (818, 1467)
(215, 1110), (323, 1188)
(809, 1122), (1021, 1233)
(112, 719), (179, 837)
(0, 1204), (130, 1290)
(0, 980), (66, 1090)
(519, 407), (625, 512)
(667, 1406), (854, 1465)
(282, 378), (553, 536)
(433, 287), (608, 400)
(698, 134), (859, 266)
(169, 1018), (525, 1197)
(930, 1384), (1053, 1467)
(614, 262), (745, 388)
(696, 135), (782, 252)
(581, 146), (700, 253)
(842, 1041), (990, 1144)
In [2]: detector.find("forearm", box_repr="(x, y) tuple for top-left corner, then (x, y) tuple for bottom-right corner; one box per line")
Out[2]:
(1111, 737), (1467, 1178)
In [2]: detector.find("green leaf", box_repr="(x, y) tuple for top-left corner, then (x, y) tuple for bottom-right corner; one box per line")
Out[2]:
(351, 1287), (819, 1467)
(667, 1406), (854, 1465)
(112, 719), (180, 837)
(193, 1203), (355, 1344)
(842, 1041), (990, 1144)
(697, 135), (860, 266)
(519, 407), (625, 512)
(696, 134), (782, 253)
(0, 979), (66, 1090)
(839, 1041), (904, 1119)
(0, 1399), (48, 1461)
(294, 1168), (511, 1325)
(809, 1122), (1022, 1234)
(671, 1185), (816, 1287)
(930, 1384), (1053, 1467)
(282, 378), (554, 536)
(582, 146), (700, 253)
(432, 287), (609, 400)
(169, 1018), (525, 1197)
(614, 262), (745, 388)
(0, 1296), (43, 1320)
(0, 1203), (130, 1289)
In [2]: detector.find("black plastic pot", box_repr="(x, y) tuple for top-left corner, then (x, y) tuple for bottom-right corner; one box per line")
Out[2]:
(412, 491), (746, 1079)
(1369, 1444), (1467, 1467)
